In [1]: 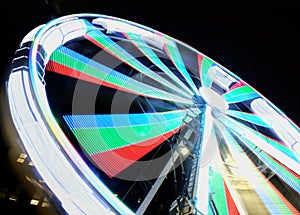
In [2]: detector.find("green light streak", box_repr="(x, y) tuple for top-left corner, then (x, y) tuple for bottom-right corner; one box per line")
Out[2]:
(200, 57), (214, 88)
(126, 32), (195, 96)
(164, 39), (200, 95)
(225, 109), (270, 128)
(223, 85), (259, 103)
(69, 112), (195, 155)
(84, 21), (192, 97)
(50, 46), (194, 104)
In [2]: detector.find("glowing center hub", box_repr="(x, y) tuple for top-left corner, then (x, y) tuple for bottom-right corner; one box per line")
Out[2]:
(199, 87), (228, 112)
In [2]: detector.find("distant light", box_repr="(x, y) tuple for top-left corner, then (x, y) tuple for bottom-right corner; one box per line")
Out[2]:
(19, 152), (27, 159)
(9, 195), (18, 201)
(41, 201), (50, 208)
(16, 152), (27, 163)
(30, 199), (40, 205)
(16, 157), (25, 164)
(179, 146), (190, 156)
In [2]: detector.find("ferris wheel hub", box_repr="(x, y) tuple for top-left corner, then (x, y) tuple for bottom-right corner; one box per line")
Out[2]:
(199, 86), (229, 115)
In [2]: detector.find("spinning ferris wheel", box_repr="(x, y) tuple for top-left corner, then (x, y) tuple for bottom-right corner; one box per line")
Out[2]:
(6, 13), (300, 215)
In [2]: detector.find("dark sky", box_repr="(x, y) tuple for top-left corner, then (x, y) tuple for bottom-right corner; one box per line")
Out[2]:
(1, 0), (299, 126)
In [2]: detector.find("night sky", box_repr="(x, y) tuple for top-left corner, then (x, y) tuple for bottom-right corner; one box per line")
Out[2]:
(1, 1), (299, 127)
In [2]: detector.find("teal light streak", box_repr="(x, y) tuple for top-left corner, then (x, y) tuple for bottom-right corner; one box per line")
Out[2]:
(64, 109), (197, 154)
(84, 21), (191, 97)
(224, 116), (300, 169)
(50, 46), (193, 105)
(239, 136), (300, 194)
(209, 168), (228, 215)
(225, 109), (270, 128)
(125, 32), (195, 97)
(164, 39), (200, 96)
(222, 128), (294, 215)
(223, 85), (260, 103)
(200, 57), (214, 88)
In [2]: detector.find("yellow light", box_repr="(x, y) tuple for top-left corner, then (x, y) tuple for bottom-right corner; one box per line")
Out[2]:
(179, 147), (190, 156)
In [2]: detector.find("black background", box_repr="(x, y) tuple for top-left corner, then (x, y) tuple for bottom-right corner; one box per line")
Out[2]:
(1, 0), (299, 126)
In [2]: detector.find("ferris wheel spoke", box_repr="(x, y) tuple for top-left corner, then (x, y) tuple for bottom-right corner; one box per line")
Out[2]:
(197, 118), (239, 215)
(163, 38), (200, 95)
(222, 179), (240, 215)
(46, 46), (194, 105)
(63, 109), (198, 177)
(83, 21), (191, 98)
(223, 115), (300, 175)
(223, 85), (260, 104)
(225, 109), (270, 128)
(63, 109), (198, 153)
(123, 32), (195, 97)
(208, 167), (230, 215)
(207, 142), (231, 215)
(219, 126), (299, 214)
(198, 54), (214, 88)
(250, 98), (300, 153)
(194, 107), (216, 214)
(235, 133), (300, 195)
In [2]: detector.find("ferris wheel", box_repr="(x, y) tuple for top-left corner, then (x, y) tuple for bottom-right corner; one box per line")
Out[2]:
(6, 13), (300, 215)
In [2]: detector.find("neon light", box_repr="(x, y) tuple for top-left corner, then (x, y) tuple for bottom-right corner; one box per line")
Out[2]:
(209, 167), (228, 215)
(91, 127), (180, 177)
(221, 127), (297, 214)
(225, 109), (270, 128)
(64, 110), (196, 153)
(47, 46), (193, 104)
(239, 136), (300, 194)
(224, 115), (300, 174)
(223, 180), (240, 215)
(229, 81), (246, 91)
(195, 107), (214, 214)
(197, 53), (203, 78)
(163, 38), (200, 95)
(64, 110), (191, 129)
(251, 98), (300, 152)
(199, 57), (214, 88)
(223, 85), (260, 103)
(8, 70), (134, 215)
(124, 32), (195, 96)
(64, 109), (198, 177)
(83, 21), (190, 97)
